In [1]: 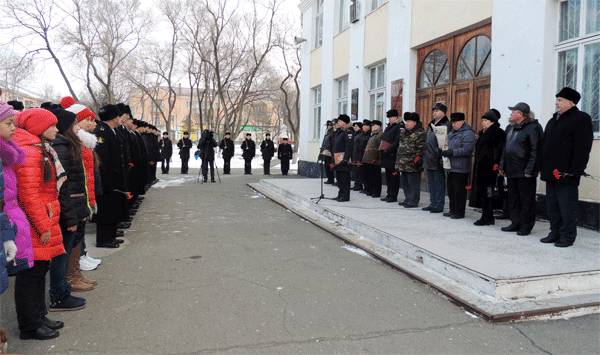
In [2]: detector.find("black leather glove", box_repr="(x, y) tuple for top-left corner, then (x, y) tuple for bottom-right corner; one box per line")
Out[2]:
(441, 149), (453, 157)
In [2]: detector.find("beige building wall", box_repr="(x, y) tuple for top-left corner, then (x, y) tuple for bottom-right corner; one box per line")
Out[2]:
(332, 30), (350, 79)
(310, 47), (323, 88)
(364, 3), (389, 66)
(411, 0), (492, 48)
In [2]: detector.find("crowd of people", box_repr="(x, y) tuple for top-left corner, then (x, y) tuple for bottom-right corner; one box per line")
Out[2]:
(0, 97), (161, 341)
(320, 87), (593, 248)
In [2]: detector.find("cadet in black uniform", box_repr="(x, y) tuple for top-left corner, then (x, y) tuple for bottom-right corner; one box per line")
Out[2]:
(219, 132), (235, 174)
(332, 114), (353, 202)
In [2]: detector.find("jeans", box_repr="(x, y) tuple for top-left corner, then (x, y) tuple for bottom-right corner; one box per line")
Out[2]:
(15, 260), (50, 332)
(546, 182), (579, 243)
(49, 226), (76, 303)
(427, 169), (446, 211)
(401, 172), (422, 206)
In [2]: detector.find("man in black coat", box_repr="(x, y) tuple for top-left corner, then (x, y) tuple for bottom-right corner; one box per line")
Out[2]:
(159, 132), (173, 174)
(177, 131), (193, 174)
(539, 88), (594, 247)
(320, 121), (335, 184)
(260, 133), (275, 175)
(197, 130), (218, 182)
(499, 102), (543, 236)
(355, 120), (371, 191)
(379, 109), (405, 203)
(93, 104), (126, 248)
(241, 133), (256, 175)
(277, 138), (293, 175)
(351, 122), (364, 190)
(332, 114), (354, 202)
(219, 132), (235, 174)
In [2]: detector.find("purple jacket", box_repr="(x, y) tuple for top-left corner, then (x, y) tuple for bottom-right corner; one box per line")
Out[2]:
(0, 138), (34, 274)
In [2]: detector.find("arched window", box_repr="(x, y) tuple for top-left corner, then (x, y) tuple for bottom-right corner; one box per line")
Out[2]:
(456, 35), (491, 82)
(419, 49), (450, 88)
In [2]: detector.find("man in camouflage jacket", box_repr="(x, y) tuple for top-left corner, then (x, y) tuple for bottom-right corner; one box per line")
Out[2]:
(395, 112), (426, 208)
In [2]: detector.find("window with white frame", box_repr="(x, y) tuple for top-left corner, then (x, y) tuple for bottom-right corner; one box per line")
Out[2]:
(556, 0), (600, 136)
(370, 0), (388, 12)
(313, 87), (322, 140)
(338, 0), (349, 33)
(337, 77), (349, 116)
(369, 63), (386, 121)
(315, 0), (324, 48)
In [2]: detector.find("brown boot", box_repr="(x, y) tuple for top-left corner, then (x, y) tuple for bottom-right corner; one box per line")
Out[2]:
(67, 243), (94, 292)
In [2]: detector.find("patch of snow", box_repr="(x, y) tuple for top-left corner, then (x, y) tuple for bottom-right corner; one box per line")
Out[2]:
(342, 245), (375, 260)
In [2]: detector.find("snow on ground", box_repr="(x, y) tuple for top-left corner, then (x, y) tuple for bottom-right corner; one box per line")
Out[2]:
(163, 145), (298, 171)
(342, 244), (377, 260)
(152, 176), (197, 188)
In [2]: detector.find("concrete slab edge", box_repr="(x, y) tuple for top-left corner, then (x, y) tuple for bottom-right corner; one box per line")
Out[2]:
(248, 182), (600, 322)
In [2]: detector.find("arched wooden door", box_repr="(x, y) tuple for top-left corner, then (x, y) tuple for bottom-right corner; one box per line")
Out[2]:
(416, 24), (492, 132)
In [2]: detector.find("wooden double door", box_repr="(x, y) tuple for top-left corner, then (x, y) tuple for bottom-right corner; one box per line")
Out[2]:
(415, 24), (492, 133)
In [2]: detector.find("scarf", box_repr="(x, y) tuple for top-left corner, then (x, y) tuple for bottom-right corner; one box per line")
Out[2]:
(35, 142), (67, 193)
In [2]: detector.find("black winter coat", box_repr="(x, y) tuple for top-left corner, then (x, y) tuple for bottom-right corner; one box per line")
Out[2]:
(241, 139), (256, 159)
(277, 143), (293, 160)
(197, 135), (218, 161)
(132, 131), (149, 193)
(352, 130), (367, 163)
(52, 134), (91, 228)
(540, 107), (594, 186)
(260, 139), (275, 159)
(219, 138), (235, 159)
(177, 138), (193, 160)
(332, 127), (354, 172)
(469, 123), (506, 208)
(499, 119), (543, 178)
(159, 138), (173, 159)
(379, 120), (405, 169)
(423, 116), (452, 170)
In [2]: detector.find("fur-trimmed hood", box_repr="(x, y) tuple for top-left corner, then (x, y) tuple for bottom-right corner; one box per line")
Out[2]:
(77, 129), (97, 150)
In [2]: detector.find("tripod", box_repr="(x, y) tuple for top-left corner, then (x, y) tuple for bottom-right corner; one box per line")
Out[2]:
(197, 159), (221, 183)
(310, 159), (330, 204)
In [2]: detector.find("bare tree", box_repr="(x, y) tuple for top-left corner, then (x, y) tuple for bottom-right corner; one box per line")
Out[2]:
(0, 50), (36, 96)
(2, 0), (79, 99)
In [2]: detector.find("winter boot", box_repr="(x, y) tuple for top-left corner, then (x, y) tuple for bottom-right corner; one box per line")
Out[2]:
(67, 243), (94, 292)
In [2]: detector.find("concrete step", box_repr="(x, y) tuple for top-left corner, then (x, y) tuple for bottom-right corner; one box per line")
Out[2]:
(249, 178), (600, 321)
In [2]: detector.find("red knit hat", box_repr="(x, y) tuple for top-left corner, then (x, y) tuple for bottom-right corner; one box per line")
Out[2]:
(16, 108), (58, 136)
(60, 96), (96, 122)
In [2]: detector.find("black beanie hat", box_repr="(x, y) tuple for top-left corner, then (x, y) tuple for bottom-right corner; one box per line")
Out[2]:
(7, 100), (24, 111)
(490, 108), (501, 120)
(98, 104), (121, 122)
(482, 109), (499, 122)
(386, 109), (399, 118)
(338, 114), (350, 123)
(556, 87), (581, 105)
(450, 112), (466, 122)
(48, 107), (77, 135)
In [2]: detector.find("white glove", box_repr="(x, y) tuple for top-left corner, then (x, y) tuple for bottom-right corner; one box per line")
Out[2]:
(91, 204), (98, 215)
(4, 240), (17, 263)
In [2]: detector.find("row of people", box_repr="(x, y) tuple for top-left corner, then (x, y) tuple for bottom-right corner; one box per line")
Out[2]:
(321, 87), (593, 247)
(0, 97), (160, 342)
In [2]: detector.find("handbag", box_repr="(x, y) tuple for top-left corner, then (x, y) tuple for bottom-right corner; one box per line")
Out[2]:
(487, 176), (507, 200)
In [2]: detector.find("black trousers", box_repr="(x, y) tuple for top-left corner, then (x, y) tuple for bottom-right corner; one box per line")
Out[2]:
(324, 157), (334, 183)
(96, 223), (117, 244)
(384, 168), (400, 199)
(507, 177), (537, 232)
(336, 170), (351, 199)
(223, 158), (231, 174)
(447, 172), (469, 217)
(281, 159), (290, 175)
(263, 158), (271, 174)
(353, 165), (364, 189)
(181, 158), (189, 173)
(365, 164), (382, 196)
(15, 260), (50, 332)
(161, 158), (170, 173)
(201, 159), (215, 179)
(244, 158), (253, 174)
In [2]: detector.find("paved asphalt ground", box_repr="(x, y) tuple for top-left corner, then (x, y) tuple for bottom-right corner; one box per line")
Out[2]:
(1, 167), (598, 354)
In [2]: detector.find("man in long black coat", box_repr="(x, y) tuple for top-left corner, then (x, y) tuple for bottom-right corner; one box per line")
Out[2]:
(219, 132), (235, 174)
(379, 109), (405, 203)
(159, 132), (173, 174)
(241, 133), (256, 175)
(539, 88), (594, 247)
(277, 138), (293, 175)
(260, 133), (275, 175)
(320, 121), (335, 184)
(332, 114), (354, 202)
(93, 104), (126, 248)
(197, 130), (218, 182)
(177, 131), (193, 174)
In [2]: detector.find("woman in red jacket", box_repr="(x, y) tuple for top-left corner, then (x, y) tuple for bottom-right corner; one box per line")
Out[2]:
(12, 108), (76, 340)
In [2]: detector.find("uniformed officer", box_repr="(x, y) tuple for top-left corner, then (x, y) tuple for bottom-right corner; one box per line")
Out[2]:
(332, 114), (353, 202)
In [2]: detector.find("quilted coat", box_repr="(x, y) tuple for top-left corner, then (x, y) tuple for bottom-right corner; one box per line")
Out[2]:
(12, 128), (65, 261)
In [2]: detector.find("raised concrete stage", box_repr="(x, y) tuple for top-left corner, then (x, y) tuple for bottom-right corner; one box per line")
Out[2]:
(248, 178), (600, 321)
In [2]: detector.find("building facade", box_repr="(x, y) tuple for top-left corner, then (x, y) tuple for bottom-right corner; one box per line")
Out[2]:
(298, 0), (599, 215)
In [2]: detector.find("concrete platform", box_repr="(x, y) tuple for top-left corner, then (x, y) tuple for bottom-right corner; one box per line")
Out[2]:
(249, 178), (600, 321)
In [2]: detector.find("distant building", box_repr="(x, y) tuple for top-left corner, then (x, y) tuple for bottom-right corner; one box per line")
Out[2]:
(0, 82), (46, 109)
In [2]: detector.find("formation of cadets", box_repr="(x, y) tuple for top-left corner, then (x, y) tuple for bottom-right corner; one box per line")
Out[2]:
(320, 87), (593, 249)
(0, 98), (160, 341)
